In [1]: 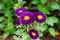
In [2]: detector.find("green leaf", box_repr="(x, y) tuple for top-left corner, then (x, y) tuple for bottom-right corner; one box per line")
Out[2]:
(38, 5), (50, 14)
(0, 17), (5, 22)
(52, 17), (59, 23)
(46, 17), (54, 26)
(46, 16), (59, 26)
(48, 27), (55, 37)
(15, 31), (29, 40)
(16, 38), (22, 40)
(4, 23), (14, 32)
(15, 30), (23, 35)
(2, 0), (10, 3)
(13, 35), (22, 40)
(3, 32), (10, 38)
(10, 29), (16, 34)
(40, 0), (48, 4)
(48, 2), (59, 10)
(18, 0), (26, 6)
(40, 24), (48, 32)
(0, 3), (4, 10)
(22, 33), (29, 40)
(39, 31), (43, 37)
(15, 30), (20, 35)
(34, 23), (40, 30)
(4, 10), (11, 17)
(57, 21), (60, 29)
(35, 23), (47, 32)
(14, 4), (21, 10)
(26, 37), (30, 40)
(0, 24), (5, 29)
(31, 0), (39, 4)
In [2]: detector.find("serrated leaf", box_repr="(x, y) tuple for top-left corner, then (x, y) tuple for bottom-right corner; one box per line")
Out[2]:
(49, 27), (55, 37)
(40, 0), (48, 4)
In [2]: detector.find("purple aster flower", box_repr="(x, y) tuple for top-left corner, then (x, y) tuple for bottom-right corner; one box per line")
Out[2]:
(34, 12), (46, 23)
(19, 12), (34, 25)
(28, 29), (39, 39)
(15, 7), (27, 16)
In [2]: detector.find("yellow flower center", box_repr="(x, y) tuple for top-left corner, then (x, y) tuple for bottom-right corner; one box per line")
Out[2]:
(24, 16), (30, 20)
(19, 10), (23, 13)
(32, 32), (36, 36)
(38, 15), (43, 19)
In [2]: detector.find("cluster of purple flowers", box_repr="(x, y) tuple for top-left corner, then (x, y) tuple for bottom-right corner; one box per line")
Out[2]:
(15, 7), (46, 39)
(15, 7), (46, 25)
